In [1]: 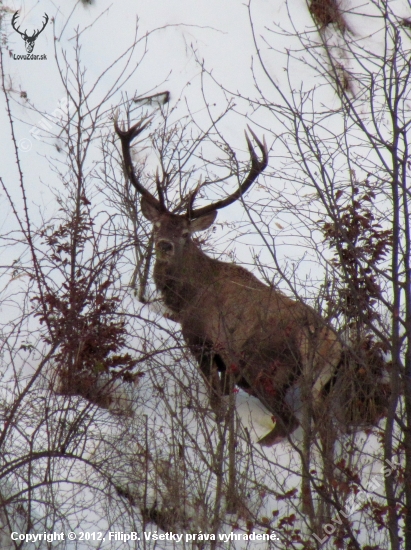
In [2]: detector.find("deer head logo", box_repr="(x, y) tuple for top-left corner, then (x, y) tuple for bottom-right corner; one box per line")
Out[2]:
(12, 11), (49, 54)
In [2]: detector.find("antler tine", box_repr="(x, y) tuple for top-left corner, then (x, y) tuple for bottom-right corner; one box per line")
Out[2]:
(189, 129), (268, 219)
(186, 177), (202, 220)
(114, 116), (161, 209)
(114, 115), (153, 141)
(33, 13), (49, 37)
(11, 12), (25, 36)
(155, 167), (166, 210)
(245, 125), (267, 165)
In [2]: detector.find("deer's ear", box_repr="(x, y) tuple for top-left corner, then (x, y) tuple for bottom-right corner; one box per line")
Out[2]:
(190, 211), (217, 233)
(141, 197), (161, 222)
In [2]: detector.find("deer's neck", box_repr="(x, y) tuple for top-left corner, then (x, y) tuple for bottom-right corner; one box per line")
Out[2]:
(154, 242), (215, 315)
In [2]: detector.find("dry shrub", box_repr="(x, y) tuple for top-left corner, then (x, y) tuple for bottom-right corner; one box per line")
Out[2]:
(326, 337), (391, 429)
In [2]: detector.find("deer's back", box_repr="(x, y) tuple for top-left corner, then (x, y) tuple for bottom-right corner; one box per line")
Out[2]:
(180, 258), (319, 358)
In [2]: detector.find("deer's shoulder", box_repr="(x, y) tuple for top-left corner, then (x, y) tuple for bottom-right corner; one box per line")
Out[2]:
(206, 257), (266, 289)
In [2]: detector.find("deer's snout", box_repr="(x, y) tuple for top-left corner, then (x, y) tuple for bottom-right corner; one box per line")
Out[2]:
(156, 240), (174, 255)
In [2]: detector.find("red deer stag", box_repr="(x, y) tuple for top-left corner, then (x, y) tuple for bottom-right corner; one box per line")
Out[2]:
(115, 118), (342, 445)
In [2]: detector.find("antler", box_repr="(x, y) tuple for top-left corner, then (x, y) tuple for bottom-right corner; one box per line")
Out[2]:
(189, 126), (268, 218)
(11, 12), (48, 38)
(115, 117), (268, 217)
(11, 12), (25, 37)
(114, 116), (164, 210)
(32, 13), (49, 40)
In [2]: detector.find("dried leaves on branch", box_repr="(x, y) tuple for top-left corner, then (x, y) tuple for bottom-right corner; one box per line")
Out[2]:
(33, 194), (141, 408)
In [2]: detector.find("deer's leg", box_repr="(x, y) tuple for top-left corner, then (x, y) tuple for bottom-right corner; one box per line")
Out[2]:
(298, 325), (341, 403)
(197, 347), (224, 405)
(213, 352), (231, 395)
(236, 347), (301, 445)
(184, 334), (229, 419)
(237, 371), (300, 445)
(257, 401), (300, 446)
(297, 326), (341, 517)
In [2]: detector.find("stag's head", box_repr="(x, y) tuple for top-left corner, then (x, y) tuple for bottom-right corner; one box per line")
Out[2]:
(141, 198), (217, 263)
(114, 116), (268, 257)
